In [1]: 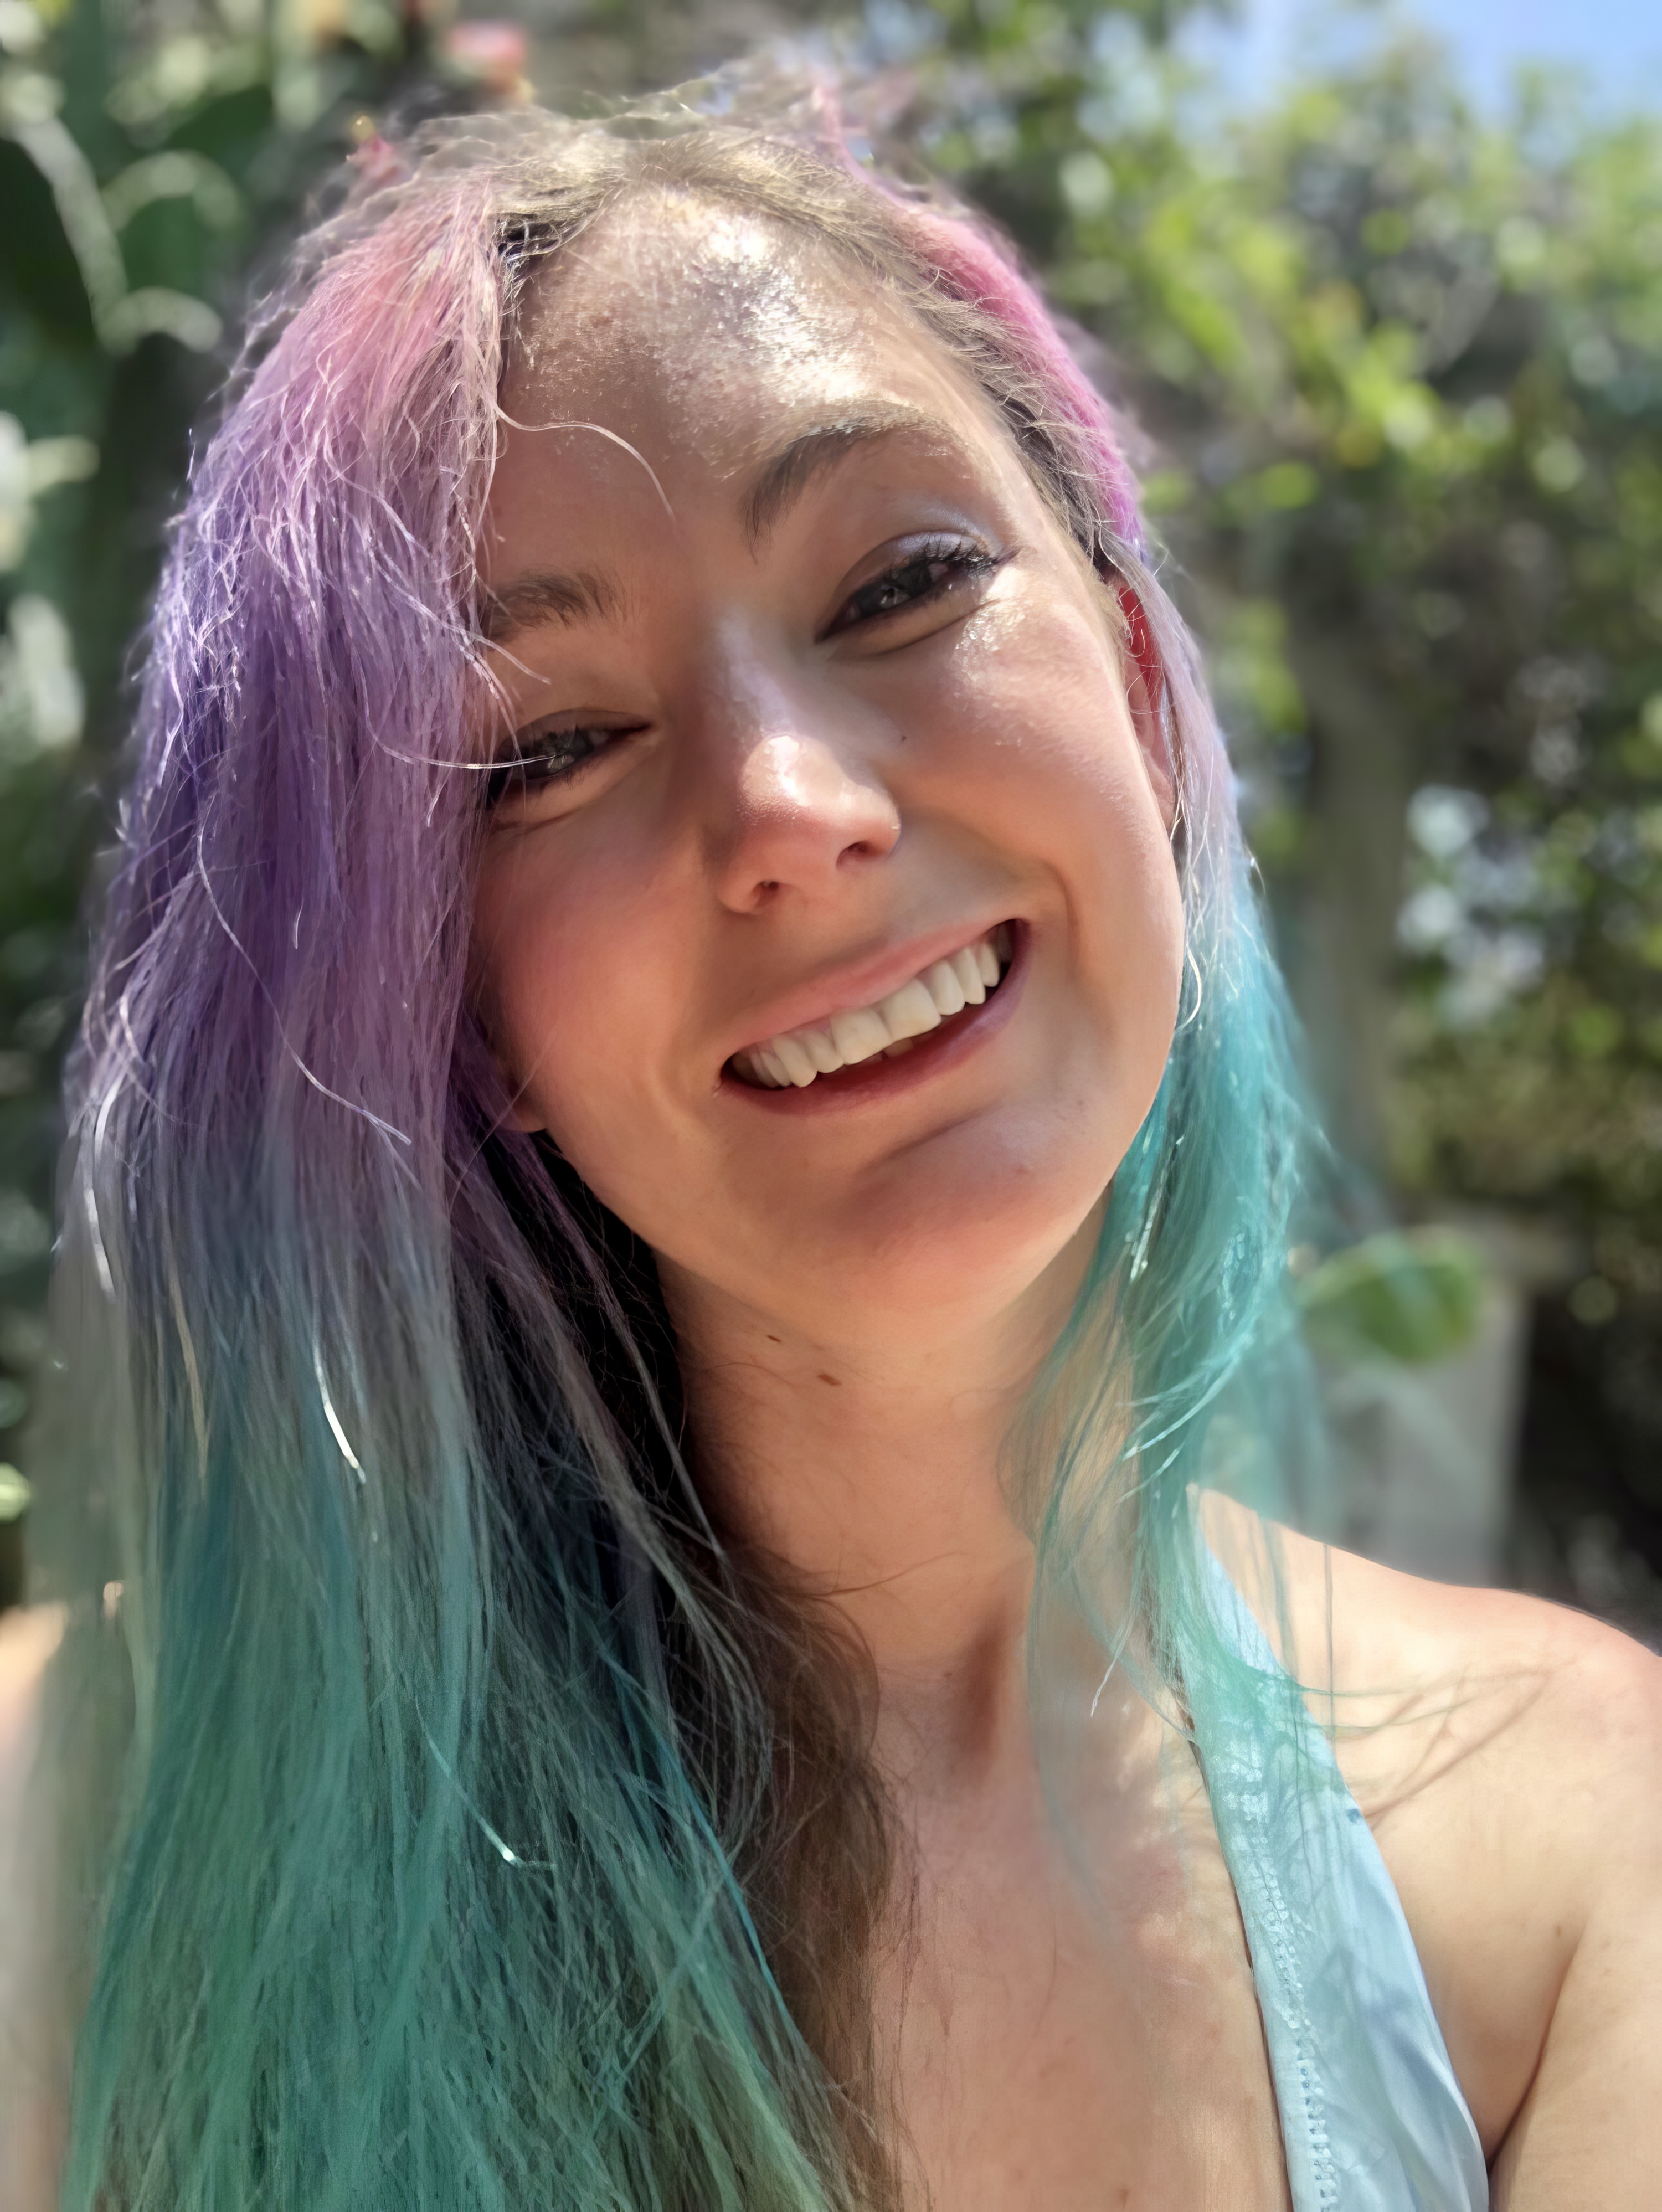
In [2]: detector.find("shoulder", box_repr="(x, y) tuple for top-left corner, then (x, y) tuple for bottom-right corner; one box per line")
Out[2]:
(0, 1604), (68, 1803)
(1197, 1489), (1661, 1791)
(1200, 1490), (1662, 2171)
(0, 1606), (70, 2212)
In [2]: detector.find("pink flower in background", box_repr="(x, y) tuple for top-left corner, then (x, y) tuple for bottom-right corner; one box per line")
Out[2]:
(443, 19), (531, 100)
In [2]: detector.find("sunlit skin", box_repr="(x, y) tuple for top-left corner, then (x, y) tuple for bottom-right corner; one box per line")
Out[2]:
(470, 200), (1662, 2208)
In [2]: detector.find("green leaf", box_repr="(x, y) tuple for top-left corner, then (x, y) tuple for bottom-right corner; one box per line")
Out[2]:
(1299, 1229), (1486, 1366)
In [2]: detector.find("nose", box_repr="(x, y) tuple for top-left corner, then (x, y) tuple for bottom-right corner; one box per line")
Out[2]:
(703, 668), (902, 914)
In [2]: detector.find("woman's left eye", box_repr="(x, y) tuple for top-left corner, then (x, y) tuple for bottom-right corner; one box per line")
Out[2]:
(824, 539), (1004, 639)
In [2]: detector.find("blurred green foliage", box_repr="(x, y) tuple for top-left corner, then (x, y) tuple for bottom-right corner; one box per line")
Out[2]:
(1297, 1227), (1485, 1367)
(2, 0), (1661, 1546)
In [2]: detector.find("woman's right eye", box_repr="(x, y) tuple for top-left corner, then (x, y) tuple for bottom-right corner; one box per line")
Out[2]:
(484, 720), (644, 810)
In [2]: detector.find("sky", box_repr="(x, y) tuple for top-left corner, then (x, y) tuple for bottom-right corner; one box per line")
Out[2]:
(1195, 0), (1662, 111)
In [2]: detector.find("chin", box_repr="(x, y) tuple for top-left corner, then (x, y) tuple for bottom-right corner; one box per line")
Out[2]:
(747, 1111), (1125, 1342)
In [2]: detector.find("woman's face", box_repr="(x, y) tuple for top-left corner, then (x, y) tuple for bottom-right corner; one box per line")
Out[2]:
(474, 199), (1185, 1347)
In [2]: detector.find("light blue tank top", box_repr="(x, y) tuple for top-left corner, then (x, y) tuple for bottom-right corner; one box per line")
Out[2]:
(1185, 1544), (1490, 2212)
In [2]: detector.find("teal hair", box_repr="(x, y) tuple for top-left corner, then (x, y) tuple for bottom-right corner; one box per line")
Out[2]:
(34, 90), (1316, 2212)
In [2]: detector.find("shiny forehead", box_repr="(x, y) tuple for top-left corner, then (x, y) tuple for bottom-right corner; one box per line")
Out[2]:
(510, 193), (865, 351)
(498, 191), (1006, 483)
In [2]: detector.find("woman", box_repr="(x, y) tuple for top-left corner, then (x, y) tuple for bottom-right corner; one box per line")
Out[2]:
(22, 85), (1661, 2210)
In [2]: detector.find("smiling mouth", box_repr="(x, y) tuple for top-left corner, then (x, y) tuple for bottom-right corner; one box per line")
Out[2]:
(728, 923), (1017, 1091)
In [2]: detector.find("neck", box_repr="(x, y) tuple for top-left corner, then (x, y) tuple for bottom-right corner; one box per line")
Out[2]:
(658, 1210), (1102, 1792)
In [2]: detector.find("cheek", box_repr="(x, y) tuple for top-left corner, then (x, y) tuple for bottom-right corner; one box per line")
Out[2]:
(899, 599), (1185, 1022)
(471, 822), (690, 1150)
(898, 594), (1154, 820)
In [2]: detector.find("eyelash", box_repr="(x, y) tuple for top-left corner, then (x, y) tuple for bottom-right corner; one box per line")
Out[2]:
(483, 722), (639, 807)
(821, 536), (1004, 639)
(486, 537), (1004, 808)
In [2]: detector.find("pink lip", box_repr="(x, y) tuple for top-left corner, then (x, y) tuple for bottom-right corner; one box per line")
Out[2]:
(720, 922), (1030, 1113)
(721, 916), (1021, 1068)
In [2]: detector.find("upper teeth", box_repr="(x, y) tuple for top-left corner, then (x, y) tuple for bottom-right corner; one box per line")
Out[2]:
(732, 925), (1014, 1090)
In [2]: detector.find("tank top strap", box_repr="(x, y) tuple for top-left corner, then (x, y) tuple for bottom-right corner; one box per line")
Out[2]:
(1180, 1537), (1490, 2212)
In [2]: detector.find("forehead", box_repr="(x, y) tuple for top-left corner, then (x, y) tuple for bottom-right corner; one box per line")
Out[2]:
(496, 194), (992, 493)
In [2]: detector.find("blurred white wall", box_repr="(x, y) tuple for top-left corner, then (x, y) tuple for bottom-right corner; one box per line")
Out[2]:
(1324, 1212), (1575, 1586)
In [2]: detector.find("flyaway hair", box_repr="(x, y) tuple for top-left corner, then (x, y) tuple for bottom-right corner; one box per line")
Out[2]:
(28, 80), (1315, 2212)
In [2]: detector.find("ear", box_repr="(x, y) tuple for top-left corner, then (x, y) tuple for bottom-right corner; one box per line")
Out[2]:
(1109, 576), (1180, 831)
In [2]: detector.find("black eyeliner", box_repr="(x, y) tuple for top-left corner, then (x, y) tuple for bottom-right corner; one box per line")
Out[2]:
(484, 722), (645, 810)
(821, 537), (1008, 642)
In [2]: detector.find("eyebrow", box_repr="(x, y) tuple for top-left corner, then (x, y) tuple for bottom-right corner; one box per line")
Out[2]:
(479, 567), (624, 645)
(741, 407), (959, 549)
(481, 408), (970, 643)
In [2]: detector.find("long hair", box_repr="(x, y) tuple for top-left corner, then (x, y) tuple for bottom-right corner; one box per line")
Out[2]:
(34, 85), (1311, 2212)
